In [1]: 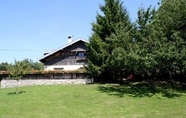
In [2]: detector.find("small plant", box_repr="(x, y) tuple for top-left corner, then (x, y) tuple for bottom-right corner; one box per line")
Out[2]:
(7, 60), (30, 94)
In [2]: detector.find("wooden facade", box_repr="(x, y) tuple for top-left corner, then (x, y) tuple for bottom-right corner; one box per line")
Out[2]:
(39, 39), (88, 70)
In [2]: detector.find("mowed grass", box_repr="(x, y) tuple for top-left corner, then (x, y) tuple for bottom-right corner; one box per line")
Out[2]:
(0, 83), (186, 118)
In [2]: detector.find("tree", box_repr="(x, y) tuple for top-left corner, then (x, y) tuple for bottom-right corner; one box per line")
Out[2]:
(155, 0), (186, 79)
(0, 62), (8, 71)
(7, 60), (30, 94)
(133, 0), (186, 82)
(21, 59), (44, 71)
(31, 61), (44, 70)
(86, 0), (132, 82)
(157, 0), (186, 41)
(134, 6), (159, 80)
(106, 22), (136, 80)
(0, 59), (44, 72)
(86, 34), (107, 78)
(87, 0), (186, 83)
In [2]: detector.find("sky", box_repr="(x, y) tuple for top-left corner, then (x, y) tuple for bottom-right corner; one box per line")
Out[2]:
(0, 0), (159, 63)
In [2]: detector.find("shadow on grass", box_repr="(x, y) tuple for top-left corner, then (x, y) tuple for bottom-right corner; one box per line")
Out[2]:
(7, 91), (26, 95)
(97, 82), (185, 98)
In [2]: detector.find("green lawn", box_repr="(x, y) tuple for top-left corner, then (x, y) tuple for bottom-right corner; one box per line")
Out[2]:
(0, 83), (186, 118)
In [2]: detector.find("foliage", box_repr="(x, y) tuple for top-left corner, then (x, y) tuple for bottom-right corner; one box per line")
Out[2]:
(0, 62), (8, 71)
(86, 34), (108, 77)
(86, 0), (186, 83)
(7, 60), (30, 80)
(6, 60), (30, 94)
(21, 59), (44, 71)
(106, 20), (136, 74)
(0, 59), (44, 71)
(155, 0), (186, 78)
(86, 0), (132, 81)
(132, 0), (186, 82)
(134, 6), (159, 79)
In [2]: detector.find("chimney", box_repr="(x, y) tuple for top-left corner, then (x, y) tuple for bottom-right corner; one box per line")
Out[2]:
(43, 52), (49, 55)
(68, 36), (72, 43)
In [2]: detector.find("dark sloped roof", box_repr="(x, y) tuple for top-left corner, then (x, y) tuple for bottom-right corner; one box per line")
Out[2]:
(39, 38), (89, 61)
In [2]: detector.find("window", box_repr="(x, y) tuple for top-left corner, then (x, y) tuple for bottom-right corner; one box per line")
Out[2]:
(68, 52), (75, 59)
(78, 52), (85, 58)
(54, 68), (64, 71)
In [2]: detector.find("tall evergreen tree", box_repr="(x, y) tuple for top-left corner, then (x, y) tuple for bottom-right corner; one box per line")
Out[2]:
(134, 6), (159, 79)
(86, 0), (132, 81)
(155, 0), (186, 78)
(134, 0), (186, 81)
(106, 22), (135, 80)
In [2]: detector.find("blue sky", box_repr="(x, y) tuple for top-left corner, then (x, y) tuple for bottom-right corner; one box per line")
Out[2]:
(0, 0), (159, 63)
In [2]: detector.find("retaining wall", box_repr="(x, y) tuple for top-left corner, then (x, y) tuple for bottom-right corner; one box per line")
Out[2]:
(0, 73), (93, 89)
(1, 78), (93, 89)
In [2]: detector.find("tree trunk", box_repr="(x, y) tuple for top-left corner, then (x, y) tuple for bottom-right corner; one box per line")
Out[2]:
(16, 79), (19, 94)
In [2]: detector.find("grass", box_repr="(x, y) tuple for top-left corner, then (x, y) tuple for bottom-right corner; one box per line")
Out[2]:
(0, 83), (186, 118)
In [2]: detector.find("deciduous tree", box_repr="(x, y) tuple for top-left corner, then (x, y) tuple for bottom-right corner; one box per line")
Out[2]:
(7, 60), (30, 94)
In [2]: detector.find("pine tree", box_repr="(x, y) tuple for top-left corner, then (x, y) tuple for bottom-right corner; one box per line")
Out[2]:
(134, 0), (186, 81)
(134, 6), (159, 80)
(155, 0), (186, 79)
(86, 0), (132, 82)
(106, 22), (135, 80)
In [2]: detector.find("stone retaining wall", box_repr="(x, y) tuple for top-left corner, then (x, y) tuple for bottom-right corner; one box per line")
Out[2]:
(1, 79), (93, 89)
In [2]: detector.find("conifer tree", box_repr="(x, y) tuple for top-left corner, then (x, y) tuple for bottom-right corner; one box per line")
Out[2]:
(86, 0), (132, 81)
(134, 6), (159, 79)
(155, 0), (186, 78)
(134, 0), (186, 81)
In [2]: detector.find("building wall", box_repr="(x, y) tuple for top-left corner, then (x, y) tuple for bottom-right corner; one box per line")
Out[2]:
(44, 65), (86, 71)
(44, 53), (86, 66)
(63, 41), (87, 52)
(43, 41), (87, 69)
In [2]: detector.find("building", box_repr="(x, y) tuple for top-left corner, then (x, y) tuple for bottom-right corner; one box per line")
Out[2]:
(39, 36), (89, 71)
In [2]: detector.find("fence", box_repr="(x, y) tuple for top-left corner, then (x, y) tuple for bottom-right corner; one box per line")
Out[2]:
(0, 73), (90, 80)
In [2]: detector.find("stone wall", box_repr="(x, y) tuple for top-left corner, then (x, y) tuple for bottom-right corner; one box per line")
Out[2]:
(1, 78), (93, 89)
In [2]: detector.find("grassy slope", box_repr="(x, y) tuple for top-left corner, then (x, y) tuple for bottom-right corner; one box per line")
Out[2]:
(0, 84), (186, 118)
